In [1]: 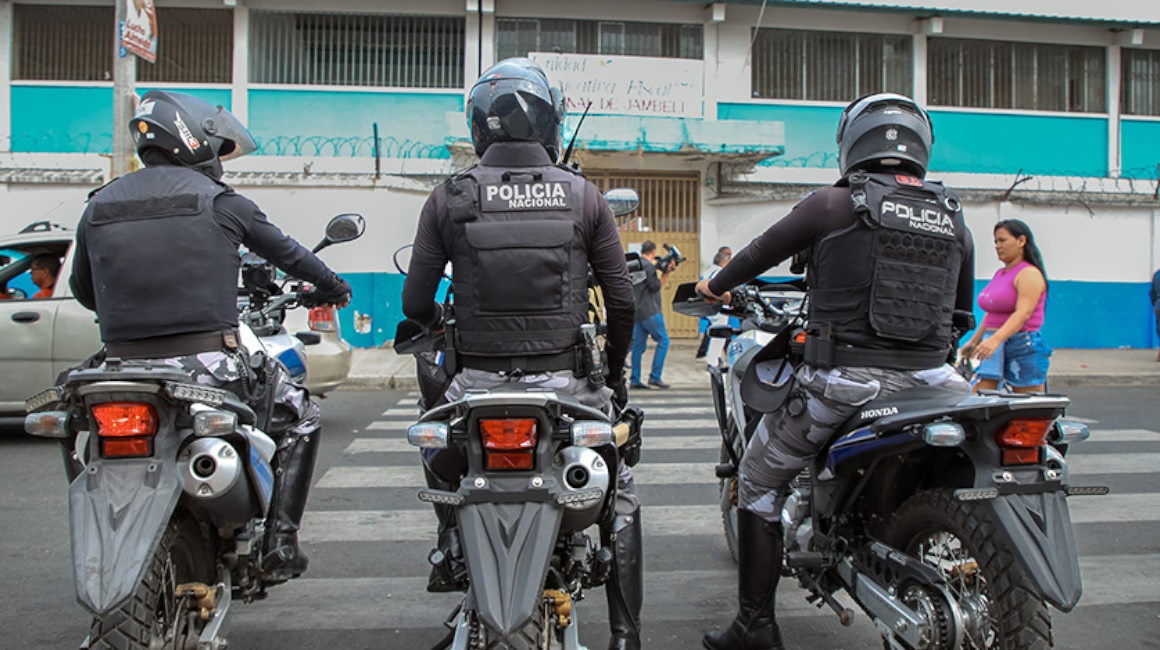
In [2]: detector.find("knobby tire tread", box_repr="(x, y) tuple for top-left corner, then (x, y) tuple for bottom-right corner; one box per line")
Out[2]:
(885, 489), (1053, 650)
(87, 517), (212, 650)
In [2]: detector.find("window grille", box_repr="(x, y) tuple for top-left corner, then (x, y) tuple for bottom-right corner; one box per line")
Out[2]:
(139, 9), (233, 84)
(751, 29), (912, 101)
(929, 38), (1105, 113)
(12, 5), (231, 83)
(1122, 49), (1160, 117)
(496, 19), (702, 60)
(250, 12), (464, 88)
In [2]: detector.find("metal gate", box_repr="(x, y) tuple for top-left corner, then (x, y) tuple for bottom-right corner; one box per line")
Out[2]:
(590, 171), (701, 338)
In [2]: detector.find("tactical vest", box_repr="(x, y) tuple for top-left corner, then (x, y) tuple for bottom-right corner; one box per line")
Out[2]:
(446, 164), (592, 357)
(81, 166), (236, 343)
(807, 172), (967, 353)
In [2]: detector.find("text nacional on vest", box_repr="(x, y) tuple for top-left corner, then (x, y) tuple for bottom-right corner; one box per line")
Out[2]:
(881, 199), (955, 238)
(481, 181), (573, 212)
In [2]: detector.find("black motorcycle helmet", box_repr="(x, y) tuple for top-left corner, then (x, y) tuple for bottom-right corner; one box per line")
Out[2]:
(836, 92), (933, 178)
(130, 90), (257, 175)
(466, 58), (565, 160)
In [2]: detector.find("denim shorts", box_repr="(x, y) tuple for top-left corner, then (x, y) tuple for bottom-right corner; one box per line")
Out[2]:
(975, 330), (1052, 388)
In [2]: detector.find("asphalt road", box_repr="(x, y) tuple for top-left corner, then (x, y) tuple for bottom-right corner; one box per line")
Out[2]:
(2, 386), (1158, 649)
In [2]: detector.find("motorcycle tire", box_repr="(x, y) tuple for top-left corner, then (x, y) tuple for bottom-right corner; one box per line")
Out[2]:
(86, 515), (215, 650)
(882, 489), (1052, 650)
(718, 442), (740, 565)
(452, 603), (561, 650)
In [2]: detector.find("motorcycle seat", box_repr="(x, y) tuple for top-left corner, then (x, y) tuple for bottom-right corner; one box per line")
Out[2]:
(837, 385), (966, 433)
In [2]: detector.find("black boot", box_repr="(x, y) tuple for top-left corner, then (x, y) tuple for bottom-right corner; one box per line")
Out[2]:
(603, 508), (643, 650)
(262, 431), (319, 581)
(424, 464), (467, 593)
(703, 509), (785, 650)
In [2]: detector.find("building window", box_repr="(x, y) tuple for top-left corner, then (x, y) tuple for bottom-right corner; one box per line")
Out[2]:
(12, 5), (232, 83)
(929, 38), (1105, 113)
(751, 29), (912, 101)
(250, 12), (464, 88)
(1122, 48), (1160, 117)
(497, 19), (702, 60)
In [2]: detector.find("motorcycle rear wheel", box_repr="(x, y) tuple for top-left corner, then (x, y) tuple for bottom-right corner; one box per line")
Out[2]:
(883, 489), (1052, 650)
(87, 515), (215, 650)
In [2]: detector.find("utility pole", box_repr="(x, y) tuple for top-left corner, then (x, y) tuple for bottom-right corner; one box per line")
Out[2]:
(112, 0), (136, 179)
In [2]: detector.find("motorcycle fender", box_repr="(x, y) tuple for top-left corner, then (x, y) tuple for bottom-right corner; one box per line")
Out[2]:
(69, 458), (182, 615)
(458, 500), (565, 638)
(980, 491), (1083, 612)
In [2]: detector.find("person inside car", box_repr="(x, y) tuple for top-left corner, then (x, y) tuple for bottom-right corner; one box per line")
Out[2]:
(30, 254), (60, 299)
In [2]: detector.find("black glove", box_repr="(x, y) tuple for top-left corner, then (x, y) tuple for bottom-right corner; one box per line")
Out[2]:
(606, 368), (628, 412)
(305, 276), (351, 307)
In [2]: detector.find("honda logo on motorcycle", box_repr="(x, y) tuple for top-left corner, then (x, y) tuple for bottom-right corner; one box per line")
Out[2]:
(859, 406), (899, 420)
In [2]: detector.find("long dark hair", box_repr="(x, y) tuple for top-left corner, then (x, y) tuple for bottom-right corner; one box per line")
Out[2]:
(994, 219), (1048, 292)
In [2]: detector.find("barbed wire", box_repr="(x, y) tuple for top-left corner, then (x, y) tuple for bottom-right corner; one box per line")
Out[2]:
(257, 135), (447, 159)
(0, 134), (448, 159)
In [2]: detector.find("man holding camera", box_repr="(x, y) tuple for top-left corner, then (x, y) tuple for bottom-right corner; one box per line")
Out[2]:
(630, 240), (676, 389)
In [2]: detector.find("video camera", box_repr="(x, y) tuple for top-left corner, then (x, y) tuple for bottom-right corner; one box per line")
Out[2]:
(656, 243), (686, 271)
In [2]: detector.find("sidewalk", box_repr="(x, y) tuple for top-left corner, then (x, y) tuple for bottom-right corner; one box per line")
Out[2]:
(339, 340), (1160, 392)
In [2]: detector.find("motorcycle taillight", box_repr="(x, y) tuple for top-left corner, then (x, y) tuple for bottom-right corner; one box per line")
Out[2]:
(92, 402), (158, 458)
(309, 306), (336, 332)
(479, 418), (537, 470)
(995, 418), (1052, 465)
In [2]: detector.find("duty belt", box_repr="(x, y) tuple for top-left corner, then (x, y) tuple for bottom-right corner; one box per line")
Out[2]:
(105, 330), (237, 360)
(459, 349), (580, 375)
(798, 337), (947, 371)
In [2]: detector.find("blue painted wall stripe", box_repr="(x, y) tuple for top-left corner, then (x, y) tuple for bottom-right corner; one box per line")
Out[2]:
(1120, 118), (1160, 180)
(719, 102), (1110, 177)
(756, 275), (1155, 350)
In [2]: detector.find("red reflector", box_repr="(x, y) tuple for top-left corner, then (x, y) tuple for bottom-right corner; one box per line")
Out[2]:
(92, 402), (158, 437)
(996, 418), (1051, 466)
(1002, 448), (1042, 466)
(996, 419), (1052, 448)
(102, 437), (154, 458)
(309, 306), (336, 332)
(480, 418), (538, 450)
(485, 451), (535, 470)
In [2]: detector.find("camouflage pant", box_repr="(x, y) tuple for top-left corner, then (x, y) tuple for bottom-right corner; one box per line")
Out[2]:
(92, 350), (320, 443)
(738, 363), (970, 524)
(443, 368), (638, 516)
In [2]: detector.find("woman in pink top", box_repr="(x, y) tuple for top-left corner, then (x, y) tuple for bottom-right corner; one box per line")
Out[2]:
(959, 220), (1051, 392)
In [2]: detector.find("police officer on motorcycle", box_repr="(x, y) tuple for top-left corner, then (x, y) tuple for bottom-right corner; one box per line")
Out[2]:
(401, 58), (643, 650)
(695, 93), (975, 650)
(70, 90), (352, 582)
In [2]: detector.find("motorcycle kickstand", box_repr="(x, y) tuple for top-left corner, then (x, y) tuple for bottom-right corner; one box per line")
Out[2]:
(802, 577), (855, 626)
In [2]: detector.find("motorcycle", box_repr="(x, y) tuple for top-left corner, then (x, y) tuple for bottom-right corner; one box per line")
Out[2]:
(237, 213), (366, 387)
(392, 188), (644, 650)
(673, 281), (1109, 649)
(399, 364), (643, 650)
(22, 213), (364, 650)
(678, 279), (807, 563)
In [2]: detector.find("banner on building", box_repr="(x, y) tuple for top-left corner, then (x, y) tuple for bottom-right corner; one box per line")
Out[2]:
(530, 52), (704, 119)
(121, 0), (158, 63)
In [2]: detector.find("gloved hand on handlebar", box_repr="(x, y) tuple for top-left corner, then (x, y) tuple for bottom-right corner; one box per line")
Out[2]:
(694, 278), (731, 305)
(303, 276), (352, 309)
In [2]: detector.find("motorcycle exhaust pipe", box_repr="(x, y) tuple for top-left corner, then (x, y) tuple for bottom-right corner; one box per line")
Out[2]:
(178, 437), (258, 526)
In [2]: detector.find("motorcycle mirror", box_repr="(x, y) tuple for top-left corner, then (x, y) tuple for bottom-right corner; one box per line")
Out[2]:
(604, 188), (640, 217)
(313, 213), (366, 253)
